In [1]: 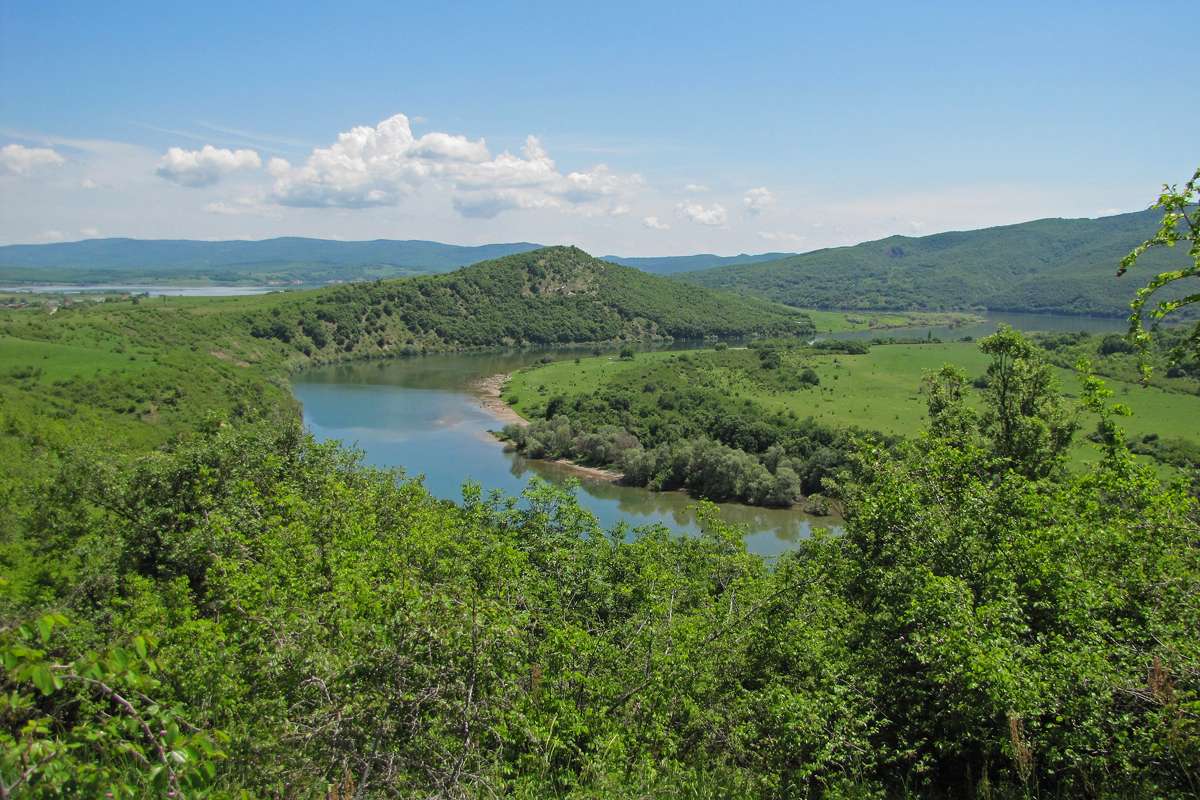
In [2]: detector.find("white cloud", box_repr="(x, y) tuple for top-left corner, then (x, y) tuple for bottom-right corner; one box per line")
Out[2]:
(80, 226), (100, 237)
(743, 186), (775, 214)
(642, 215), (670, 231)
(684, 183), (709, 193)
(0, 143), (65, 176)
(758, 230), (805, 244)
(676, 201), (728, 226)
(267, 113), (640, 217)
(155, 144), (262, 187)
(80, 178), (99, 189)
(36, 229), (65, 242)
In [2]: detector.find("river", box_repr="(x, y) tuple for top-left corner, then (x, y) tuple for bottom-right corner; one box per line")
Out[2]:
(292, 312), (1126, 556)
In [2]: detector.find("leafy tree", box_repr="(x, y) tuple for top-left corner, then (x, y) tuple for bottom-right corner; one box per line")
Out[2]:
(1, 612), (225, 798)
(1119, 166), (1200, 379)
(978, 326), (1076, 478)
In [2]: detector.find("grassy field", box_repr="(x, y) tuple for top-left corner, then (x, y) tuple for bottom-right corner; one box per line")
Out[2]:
(506, 341), (1200, 472)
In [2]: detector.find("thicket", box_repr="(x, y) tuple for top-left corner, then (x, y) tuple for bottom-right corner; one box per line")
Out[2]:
(503, 345), (876, 507)
(3, 330), (1196, 797)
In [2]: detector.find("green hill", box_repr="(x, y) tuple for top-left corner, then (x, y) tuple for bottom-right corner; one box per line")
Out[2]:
(260, 245), (811, 356)
(680, 208), (1191, 316)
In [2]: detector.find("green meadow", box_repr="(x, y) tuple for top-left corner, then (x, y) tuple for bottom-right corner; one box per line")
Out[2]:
(507, 341), (1200, 472)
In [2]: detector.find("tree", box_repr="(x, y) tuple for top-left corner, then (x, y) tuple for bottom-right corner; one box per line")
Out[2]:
(977, 326), (1076, 479)
(1119, 166), (1200, 380)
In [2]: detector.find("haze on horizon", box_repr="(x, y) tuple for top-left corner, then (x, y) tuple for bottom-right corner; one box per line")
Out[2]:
(1, 1), (1196, 256)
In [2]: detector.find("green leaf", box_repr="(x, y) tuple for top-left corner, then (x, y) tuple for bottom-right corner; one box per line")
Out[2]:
(30, 664), (55, 696)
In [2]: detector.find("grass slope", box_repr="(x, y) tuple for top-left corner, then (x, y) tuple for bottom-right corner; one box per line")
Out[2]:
(681, 207), (1192, 316)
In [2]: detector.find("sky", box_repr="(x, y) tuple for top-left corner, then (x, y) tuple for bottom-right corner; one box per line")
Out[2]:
(1, 1), (1196, 255)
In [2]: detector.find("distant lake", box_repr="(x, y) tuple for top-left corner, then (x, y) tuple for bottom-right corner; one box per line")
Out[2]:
(1, 284), (279, 296)
(292, 312), (1127, 556)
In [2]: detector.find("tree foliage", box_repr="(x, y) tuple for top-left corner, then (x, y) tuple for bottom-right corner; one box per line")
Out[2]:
(1119, 166), (1200, 381)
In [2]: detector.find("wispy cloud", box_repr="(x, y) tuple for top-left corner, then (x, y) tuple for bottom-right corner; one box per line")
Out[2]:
(197, 122), (313, 150)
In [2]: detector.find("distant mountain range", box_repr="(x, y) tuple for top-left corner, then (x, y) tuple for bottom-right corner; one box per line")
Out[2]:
(679, 208), (1189, 317)
(0, 237), (798, 285)
(0, 238), (543, 285)
(1, 207), (1185, 317)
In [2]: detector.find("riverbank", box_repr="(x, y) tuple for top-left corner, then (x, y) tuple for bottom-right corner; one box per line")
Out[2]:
(472, 372), (527, 426)
(474, 372), (626, 483)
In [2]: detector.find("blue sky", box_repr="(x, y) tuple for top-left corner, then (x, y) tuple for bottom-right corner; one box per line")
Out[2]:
(1, 1), (1195, 253)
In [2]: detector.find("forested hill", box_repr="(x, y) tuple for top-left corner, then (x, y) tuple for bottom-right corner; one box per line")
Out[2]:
(270, 246), (811, 357)
(679, 207), (1191, 316)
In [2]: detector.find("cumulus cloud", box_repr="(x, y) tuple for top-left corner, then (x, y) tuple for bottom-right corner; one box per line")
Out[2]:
(155, 145), (262, 187)
(80, 178), (99, 189)
(267, 113), (640, 217)
(684, 183), (709, 193)
(743, 186), (775, 214)
(642, 216), (670, 231)
(80, 226), (100, 237)
(676, 201), (728, 226)
(0, 143), (66, 176)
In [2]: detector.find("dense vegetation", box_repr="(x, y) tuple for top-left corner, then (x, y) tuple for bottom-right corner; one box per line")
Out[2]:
(3, 314), (1197, 796)
(273, 246), (811, 351)
(1, 230), (1198, 796)
(681, 207), (1194, 316)
(503, 344), (874, 509)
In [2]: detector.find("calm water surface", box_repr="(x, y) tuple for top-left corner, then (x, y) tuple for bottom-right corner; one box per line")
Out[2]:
(293, 348), (831, 557)
(292, 312), (1126, 556)
(2, 284), (279, 296)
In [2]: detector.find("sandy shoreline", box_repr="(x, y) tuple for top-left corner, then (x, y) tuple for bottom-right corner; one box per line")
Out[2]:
(472, 372), (624, 483)
(472, 372), (527, 426)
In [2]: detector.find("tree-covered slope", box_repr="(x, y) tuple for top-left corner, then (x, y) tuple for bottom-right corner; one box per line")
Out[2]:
(264, 246), (812, 355)
(680, 208), (1193, 315)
